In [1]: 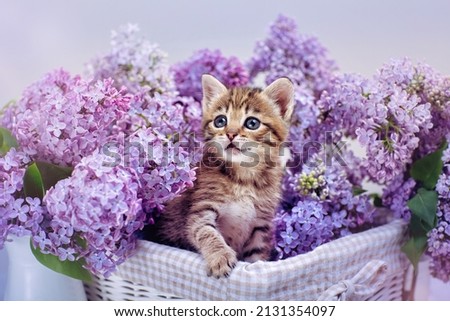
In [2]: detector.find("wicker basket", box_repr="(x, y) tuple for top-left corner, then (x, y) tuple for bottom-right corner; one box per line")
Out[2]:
(84, 220), (412, 301)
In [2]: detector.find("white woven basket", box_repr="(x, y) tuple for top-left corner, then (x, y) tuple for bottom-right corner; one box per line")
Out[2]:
(84, 220), (411, 301)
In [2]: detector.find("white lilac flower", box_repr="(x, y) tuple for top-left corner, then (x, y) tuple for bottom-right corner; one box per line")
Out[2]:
(87, 24), (175, 97)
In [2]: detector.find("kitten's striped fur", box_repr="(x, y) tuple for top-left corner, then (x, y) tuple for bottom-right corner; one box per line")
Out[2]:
(155, 75), (294, 278)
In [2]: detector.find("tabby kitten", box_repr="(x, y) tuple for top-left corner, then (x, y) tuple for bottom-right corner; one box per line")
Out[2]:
(155, 74), (294, 278)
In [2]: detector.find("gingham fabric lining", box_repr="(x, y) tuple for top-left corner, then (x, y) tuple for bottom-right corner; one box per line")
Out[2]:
(116, 220), (409, 300)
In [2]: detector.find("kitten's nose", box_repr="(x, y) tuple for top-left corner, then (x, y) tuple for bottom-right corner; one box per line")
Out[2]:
(226, 130), (238, 141)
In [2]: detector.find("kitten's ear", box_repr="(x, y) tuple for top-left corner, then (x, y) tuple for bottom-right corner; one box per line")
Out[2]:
(202, 74), (227, 110)
(262, 77), (295, 122)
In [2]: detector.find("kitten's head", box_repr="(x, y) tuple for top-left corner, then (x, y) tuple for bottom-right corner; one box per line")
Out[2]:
(200, 74), (294, 176)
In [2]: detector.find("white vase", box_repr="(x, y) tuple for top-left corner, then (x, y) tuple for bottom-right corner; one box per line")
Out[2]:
(3, 236), (87, 301)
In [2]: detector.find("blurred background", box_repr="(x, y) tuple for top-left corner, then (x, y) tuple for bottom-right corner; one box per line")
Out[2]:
(1, 0), (449, 300)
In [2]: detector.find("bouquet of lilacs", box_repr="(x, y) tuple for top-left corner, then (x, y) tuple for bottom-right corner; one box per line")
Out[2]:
(0, 25), (197, 278)
(244, 15), (450, 281)
(1, 15), (449, 283)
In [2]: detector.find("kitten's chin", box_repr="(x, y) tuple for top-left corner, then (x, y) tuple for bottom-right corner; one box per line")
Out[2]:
(223, 150), (246, 163)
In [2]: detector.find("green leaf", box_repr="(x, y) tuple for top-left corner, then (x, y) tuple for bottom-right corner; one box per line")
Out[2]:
(34, 161), (73, 191)
(407, 188), (438, 230)
(369, 193), (383, 207)
(23, 163), (45, 199)
(410, 142), (448, 189)
(0, 127), (18, 156)
(23, 161), (73, 200)
(409, 214), (431, 237)
(401, 236), (427, 269)
(352, 186), (367, 196)
(30, 241), (92, 282)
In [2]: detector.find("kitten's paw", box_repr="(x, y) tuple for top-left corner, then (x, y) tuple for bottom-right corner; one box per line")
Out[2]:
(206, 248), (237, 278)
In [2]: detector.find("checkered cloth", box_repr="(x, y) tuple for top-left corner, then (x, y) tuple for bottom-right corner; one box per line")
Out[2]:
(116, 220), (409, 300)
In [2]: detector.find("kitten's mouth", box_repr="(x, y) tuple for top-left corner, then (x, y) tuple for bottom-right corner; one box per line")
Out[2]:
(226, 143), (241, 154)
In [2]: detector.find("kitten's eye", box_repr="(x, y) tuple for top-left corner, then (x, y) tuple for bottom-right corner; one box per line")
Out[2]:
(213, 115), (227, 128)
(244, 117), (261, 130)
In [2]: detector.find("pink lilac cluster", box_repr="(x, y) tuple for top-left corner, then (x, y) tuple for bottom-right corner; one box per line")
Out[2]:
(42, 151), (145, 276)
(171, 49), (249, 102)
(118, 128), (196, 215)
(9, 69), (132, 167)
(87, 24), (175, 97)
(88, 24), (203, 144)
(275, 150), (375, 258)
(0, 148), (44, 248)
(427, 141), (450, 281)
(118, 92), (202, 141)
(247, 15), (337, 152)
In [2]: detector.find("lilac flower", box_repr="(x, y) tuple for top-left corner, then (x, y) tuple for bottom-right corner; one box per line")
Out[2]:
(0, 148), (42, 247)
(314, 74), (371, 142)
(354, 61), (433, 184)
(0, 102), (16, 130)
(375, 57), (449, 157)
(33, 231), (52, 251)
(288, 85), (321, 154)
(116, 91), (202, 141)
(120, 128), (197, 214)
(87, 24), (175, 97)
(427, 211), (450, 282)
(172, 49), (249, 102)
(276, 199), (331, 258)
(381, 175), (416, 221)
(9, 69), (132, 167)
(248, 14), (337, 95)
(42, 151), (145, 276)
(57, 247), (76, 262)
(276, 150), (375, 259)
(87, 24), (202, 147)
(423, 137), (450, 282)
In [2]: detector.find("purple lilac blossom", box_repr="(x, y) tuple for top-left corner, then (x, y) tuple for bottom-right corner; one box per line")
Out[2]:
(428, 139), (450, 282)
(373, 57), (450, 157)
(0, 148), (44, 248)
(87, 24), (175, 97)
(118, 128), (197, 215)
(276, 150), (375, 258)
(0, 102), (16, 130)
(171, 49), (249, 102)
(419, 75), (450, 156)
(314, 74), (371, 142)
(9, 69), (132, 167)
(355, 60), (433, 184)
(248, 14), (337, 95)
(381, 175), (416, 221)
(42, 151), (145, 276)
(88, 24), (202, 145)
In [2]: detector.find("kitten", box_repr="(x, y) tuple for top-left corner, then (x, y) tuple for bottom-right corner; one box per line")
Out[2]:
(154, 74), (294, 278)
